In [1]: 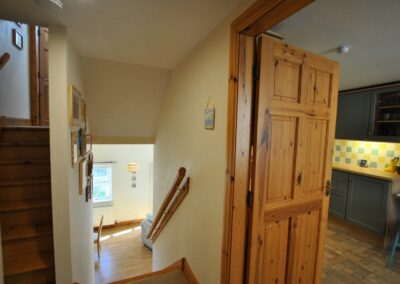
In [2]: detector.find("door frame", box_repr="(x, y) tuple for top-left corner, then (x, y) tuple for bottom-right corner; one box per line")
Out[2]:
(221, 1), (315, 283)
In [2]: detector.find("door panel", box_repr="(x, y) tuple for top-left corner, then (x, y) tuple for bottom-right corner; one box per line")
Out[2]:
(247, 36), (339, 284)
(300, 119), (328, 197)
(39, 27), (49, 126)
(261, 219), (289, 284)
(265, 115), (298, 203)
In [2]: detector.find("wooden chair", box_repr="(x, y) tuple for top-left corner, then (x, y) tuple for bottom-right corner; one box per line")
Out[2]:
(388, 194), (400, 267)
(94, 215), (104, 258)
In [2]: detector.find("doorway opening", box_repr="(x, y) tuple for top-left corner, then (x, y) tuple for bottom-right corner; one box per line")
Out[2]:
(222, 0), (400, 283)
(92, 144), (154, 284)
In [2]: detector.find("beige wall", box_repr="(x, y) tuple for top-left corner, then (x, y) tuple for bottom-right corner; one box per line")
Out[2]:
(152, 1), (254, 283)
(92, 144), (153, 226)
(82, 57), (170, 142)
(49, 26), (94, 284)
(0, 20), (30, 119)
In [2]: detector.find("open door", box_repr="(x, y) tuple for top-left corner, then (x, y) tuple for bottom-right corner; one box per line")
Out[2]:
(247, 36), (339, 283)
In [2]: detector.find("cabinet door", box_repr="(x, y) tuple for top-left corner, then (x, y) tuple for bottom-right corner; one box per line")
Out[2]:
(346, 174), (389, 235)
(329, 170), (349, 219)
(336, 91), (371, 140)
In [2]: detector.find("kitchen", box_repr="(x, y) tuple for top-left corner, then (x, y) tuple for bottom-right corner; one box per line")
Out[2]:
(269, 0), (400, 282)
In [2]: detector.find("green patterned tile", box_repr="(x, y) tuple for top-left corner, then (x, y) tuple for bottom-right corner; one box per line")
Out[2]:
(370, 162), (378, 168)
(371, 149), (379, 156)
(345, 158), (351, 164)
(335, 145), (341, 151)
(335, 157), (340, 162)
(386, 150), (395, 157)
(346, 146), (352, 153)
(358, 148), (365, 154)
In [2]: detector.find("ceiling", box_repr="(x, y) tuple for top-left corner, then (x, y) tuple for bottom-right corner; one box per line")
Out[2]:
(272, 0), (400, 90)
(0, 0), (243, 69)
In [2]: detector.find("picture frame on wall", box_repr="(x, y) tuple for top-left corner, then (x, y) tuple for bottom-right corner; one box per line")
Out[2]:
(12, 29), (23, 50)
(85, 134), (92, 154)
(80, 98), (87, 130)
(69, 85), (81, 127)
(71, 132), (79, 167)
(79, 158), (88, 195)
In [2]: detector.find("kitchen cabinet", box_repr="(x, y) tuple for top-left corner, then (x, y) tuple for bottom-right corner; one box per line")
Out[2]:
(329, 170), (390, 235)
(346, 174), (389, 235)
(330, 170), (349, 219)
(335, 90), (371, 140)
(336, 83), (400, 141)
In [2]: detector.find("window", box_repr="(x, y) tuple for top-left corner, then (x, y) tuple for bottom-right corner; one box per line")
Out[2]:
(93, 165), (113, 207)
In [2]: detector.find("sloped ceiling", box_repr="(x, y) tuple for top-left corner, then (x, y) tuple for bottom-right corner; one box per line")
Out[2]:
(0, 0), (243, 69)
(272, 0), (400, 90)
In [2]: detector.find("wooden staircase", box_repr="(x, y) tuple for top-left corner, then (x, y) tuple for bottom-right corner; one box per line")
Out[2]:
(0, 126), (55, 283)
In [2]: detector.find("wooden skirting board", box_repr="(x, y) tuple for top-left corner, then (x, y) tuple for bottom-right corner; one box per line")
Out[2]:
(0, 116), (32, 127)
(94, 219), (143, 231)
(111, 258), (198, 284)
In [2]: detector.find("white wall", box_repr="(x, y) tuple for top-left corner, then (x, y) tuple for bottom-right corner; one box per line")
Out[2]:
(0, 20), (30, 119)
(92, 144), (154, 226)
(49, 26), (94, 284)
(82, 57), (170, 142)
(152, 0), (255, 283)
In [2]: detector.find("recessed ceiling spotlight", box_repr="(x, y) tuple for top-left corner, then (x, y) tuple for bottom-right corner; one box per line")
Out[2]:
(337, 45), (350, 54)
(34, 0), (64, 10)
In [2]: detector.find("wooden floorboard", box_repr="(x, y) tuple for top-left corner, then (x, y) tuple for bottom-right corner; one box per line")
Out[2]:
(323, 221), (400, 283)
(95, 224), (152, 284)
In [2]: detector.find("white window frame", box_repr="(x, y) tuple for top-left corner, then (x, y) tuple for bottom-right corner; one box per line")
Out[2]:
(93, 164), (113, 208)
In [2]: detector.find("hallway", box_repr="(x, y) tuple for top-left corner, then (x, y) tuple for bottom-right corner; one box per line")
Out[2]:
(95, 224), (152, 284)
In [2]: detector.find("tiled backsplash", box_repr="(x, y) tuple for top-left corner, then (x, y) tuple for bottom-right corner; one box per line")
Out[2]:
(333, 139), (400, 170)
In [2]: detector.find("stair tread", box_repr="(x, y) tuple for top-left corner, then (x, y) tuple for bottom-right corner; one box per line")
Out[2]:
(0, 199), (51, 213)
(0, 178), (51, 187)
(3, 251), (54, 276)
(0, 142), (49, 147)
(2, 223), (53, 241)
(0, 126), (49, 130)
(0, 159), (50, 166)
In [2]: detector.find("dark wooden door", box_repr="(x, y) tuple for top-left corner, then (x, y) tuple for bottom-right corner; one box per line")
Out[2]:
(247, 36), (339, 284)
(38, 27), (49, 126)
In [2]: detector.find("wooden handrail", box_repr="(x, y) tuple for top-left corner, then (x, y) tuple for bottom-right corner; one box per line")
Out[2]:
(0, 53), (10, 70)
(147, 167), (190, 241)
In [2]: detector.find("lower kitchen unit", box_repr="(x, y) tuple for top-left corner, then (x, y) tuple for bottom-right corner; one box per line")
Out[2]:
(323, 82), (400, 283)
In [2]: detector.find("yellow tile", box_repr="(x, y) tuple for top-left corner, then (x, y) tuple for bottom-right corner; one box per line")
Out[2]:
(352, 141), (360, 147)
(378, 156), (386, 164)
(379, 143), (388, 150)
(364, 154), (371, 161)
(351, 153), (358, 160)
(340, 152), (346, 158)
(341, 140), (347, 146)
(365, 142), (372, 149)
(395, 144), (400, 151)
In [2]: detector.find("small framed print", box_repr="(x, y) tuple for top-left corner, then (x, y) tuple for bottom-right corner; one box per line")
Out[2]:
(69, 85), (81, 127)
(85, 134), (92, 154)
(79, 158), (88, 195)
(12, 29), (23, 50)
(71, 132), (79, 167)
(204, 107), (215, 130)
(80, 99), (87, 129)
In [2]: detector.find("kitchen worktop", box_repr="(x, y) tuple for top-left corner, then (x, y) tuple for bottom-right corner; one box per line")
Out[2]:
(332, 162), (400, 182)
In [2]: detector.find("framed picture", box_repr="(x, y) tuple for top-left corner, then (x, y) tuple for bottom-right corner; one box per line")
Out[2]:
(87, 152), (93, 177)
(80, 99), (87, 129)
(204, 106), (215, 130)
(79, 158), (88, 195)
(85, 134), (92, 154)
(71, 132), (79, 167)
(69, 85), (81, 127)
(78, 128), (85, 157)
(12, 29), (23, 50)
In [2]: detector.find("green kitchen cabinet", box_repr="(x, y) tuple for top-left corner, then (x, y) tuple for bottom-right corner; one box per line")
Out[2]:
(329, 170), (390, 236)
(346, 174), (389, 235)
(330, 170), (349, 219)
(335, 91), (371, 140)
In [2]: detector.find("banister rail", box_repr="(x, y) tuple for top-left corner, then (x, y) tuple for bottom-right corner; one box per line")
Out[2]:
(0, 53), (10, 70)
(147, 167), (190, 242)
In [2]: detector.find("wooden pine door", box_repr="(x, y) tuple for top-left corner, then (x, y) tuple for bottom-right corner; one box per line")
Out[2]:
(38, 27), (49, 126)
(247, 36), (339, 284)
